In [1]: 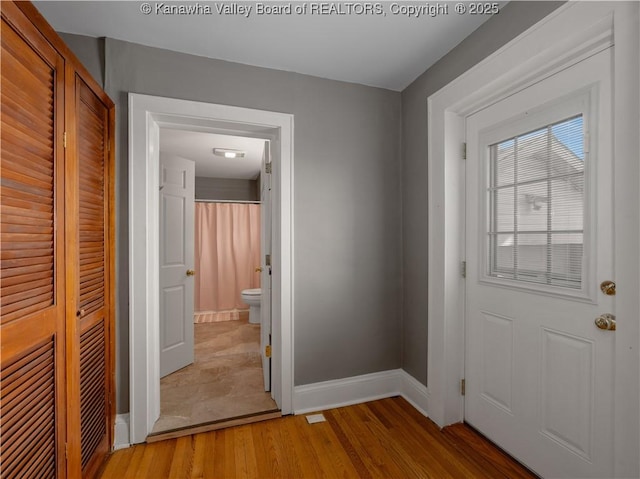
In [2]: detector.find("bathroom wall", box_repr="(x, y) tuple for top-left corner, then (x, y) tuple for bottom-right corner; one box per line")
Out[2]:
(400, 1), (566, 385)
(195, 177), (259, 202)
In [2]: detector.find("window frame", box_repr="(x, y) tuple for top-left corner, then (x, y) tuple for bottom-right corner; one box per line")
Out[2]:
(475, 88), (598, 303)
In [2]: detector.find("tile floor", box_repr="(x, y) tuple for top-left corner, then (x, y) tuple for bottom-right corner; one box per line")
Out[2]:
(151, 315), (278, 434)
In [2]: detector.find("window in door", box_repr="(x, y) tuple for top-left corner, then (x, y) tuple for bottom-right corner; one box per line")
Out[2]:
(487, 115), (586, 289)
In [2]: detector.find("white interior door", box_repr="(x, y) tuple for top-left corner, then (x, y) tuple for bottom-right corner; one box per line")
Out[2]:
(465, 49), (615, 478)
(159, 154), (195, 378)
(260, 141), (273, 392)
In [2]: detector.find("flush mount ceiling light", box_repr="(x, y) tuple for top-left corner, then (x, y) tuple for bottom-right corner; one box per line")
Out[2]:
(213, 148), (245, 159)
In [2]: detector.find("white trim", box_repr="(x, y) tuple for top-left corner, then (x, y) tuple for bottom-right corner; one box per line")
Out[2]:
(128, 94), (294, 444)
(293, 369), (430, 418)
(399, 370), (431, 418)
(427, 2), (639, 477)
(113, 414), (130, 451)
(294, 370), (402, 414)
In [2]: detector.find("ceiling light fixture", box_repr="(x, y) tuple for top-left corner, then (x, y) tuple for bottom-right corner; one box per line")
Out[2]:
(213, 148), (245, 159)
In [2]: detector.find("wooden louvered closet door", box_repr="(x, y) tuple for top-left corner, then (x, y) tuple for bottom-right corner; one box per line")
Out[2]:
(1, 2), (115, 478)
(0, 3), (66, 478)
(66, 76), (113, 478)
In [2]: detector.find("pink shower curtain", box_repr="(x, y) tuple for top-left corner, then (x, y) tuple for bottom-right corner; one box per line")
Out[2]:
(194, 202), (261, 313)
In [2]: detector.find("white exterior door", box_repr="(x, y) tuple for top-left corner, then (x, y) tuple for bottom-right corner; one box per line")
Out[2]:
(159, 154), (195, 378)
(261, 141), (273, 392)
(465, 49), (615, 478)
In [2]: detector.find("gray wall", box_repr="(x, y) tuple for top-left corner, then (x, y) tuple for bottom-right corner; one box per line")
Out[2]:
(103, 39), (402, 413)
(56, 1), (564, 415)
(400, 1), (565, 385)
(58, 32), (105, 88)
(195, 177), (259, 202)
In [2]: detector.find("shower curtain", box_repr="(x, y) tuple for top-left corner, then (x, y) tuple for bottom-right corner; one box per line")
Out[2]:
(194, 202), (261, 316)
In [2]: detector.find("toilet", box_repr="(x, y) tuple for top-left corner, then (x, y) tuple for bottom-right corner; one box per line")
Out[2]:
(241, 288), (261, 324)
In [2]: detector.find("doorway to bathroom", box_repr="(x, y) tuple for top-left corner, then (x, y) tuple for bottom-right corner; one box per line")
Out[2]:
(151, 129), (279, 437)
(128, 94), (294, 445)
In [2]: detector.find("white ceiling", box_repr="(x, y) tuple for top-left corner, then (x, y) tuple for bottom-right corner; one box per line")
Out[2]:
(34, 1), (504, 91)
(159, 129), (265, 179)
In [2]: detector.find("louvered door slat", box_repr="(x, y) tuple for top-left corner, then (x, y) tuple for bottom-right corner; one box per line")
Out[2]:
(1, 16), (56, 324)
(1, 264), (53, 281)
(0, 338), (56, 479)
(79, 322), (106, 470)
(0, 182), (54, 206)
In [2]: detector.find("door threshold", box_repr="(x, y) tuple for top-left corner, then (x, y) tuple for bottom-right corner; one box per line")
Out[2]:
(146, 409), (281, 443)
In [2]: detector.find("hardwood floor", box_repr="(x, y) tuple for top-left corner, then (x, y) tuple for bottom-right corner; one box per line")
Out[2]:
(101, 397), (537, 478)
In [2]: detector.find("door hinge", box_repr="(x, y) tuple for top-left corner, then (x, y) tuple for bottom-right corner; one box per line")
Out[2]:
(461, 379), (466, 396)
(65, 443), (69, 460)
(265, 254), (271, 267)
(461, 261), (467, 278)
(462, 142), (467, 160)
(63, 131), (67, 149)
(265, 162), (272, 174)
(265, 344), (272, 358)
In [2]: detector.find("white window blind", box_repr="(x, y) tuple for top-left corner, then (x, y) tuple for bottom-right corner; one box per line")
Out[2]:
(488, 115), (585, 289)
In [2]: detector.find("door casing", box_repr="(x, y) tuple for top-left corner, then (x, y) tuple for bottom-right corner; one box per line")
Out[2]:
(128, 94), (294, 443)
(426, 2), (639, 477)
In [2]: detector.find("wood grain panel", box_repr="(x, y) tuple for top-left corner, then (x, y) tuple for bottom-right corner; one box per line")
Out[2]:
(0, 16), (56, 325)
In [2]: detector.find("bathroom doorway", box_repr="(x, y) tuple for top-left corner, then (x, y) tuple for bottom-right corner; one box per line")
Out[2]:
(128, 94), (294, 444)
(151, 129), (278, 437)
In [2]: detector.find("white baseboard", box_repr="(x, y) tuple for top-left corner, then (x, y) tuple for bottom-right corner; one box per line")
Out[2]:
(113, 413), (131, 450)
(398, 369), (430, 417)
(293, 369), (430, 418)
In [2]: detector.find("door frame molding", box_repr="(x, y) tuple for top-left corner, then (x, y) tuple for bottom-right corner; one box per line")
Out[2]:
(128, 94), (294, 443)
(426, 3), (639, 476)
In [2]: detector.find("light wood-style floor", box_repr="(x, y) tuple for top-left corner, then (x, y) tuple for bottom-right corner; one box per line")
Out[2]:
(151, 318), (278, 435)
(101, 397), (537, 478)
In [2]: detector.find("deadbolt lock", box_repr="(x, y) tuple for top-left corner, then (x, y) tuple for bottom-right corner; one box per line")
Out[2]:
(600, 280), (616, 296)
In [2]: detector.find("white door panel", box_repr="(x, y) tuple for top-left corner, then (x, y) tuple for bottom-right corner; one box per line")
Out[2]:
(465, 49), (614, 478)
(159, 154), (195, 378)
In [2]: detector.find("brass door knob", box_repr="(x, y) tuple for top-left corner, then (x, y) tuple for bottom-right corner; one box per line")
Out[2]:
(595, 313), (616, 331)
(255, 267), (263, 273)
(186, 269), (196, 277)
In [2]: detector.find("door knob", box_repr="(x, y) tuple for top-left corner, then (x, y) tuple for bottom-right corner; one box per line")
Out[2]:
(186, 269), (196, 276)
(255, 267), (263, 273)
(595, 313), (616, 331)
